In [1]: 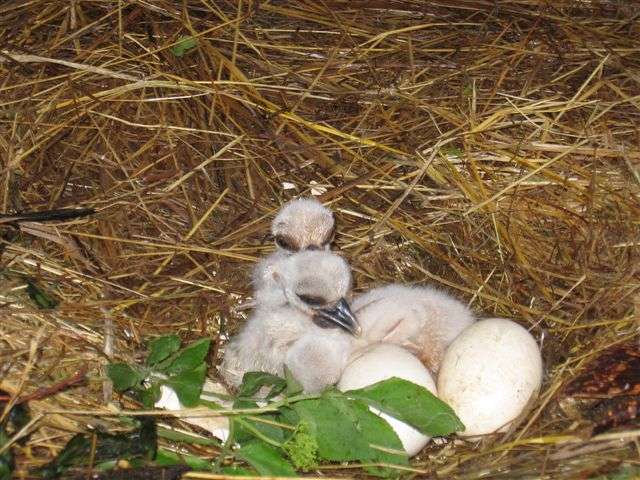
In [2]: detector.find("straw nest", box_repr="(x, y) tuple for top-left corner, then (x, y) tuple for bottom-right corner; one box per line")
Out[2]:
(1, 1), (639, 478)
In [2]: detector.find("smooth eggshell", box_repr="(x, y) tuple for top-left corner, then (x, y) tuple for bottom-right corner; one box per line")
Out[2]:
(156, 384), (182, 411)
(338, 343), (436, 456)
(155, 379), (231, 441)
(437, 318), (543, 437)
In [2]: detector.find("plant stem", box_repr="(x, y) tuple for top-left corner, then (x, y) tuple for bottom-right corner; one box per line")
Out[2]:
(234, 418), (284, 448)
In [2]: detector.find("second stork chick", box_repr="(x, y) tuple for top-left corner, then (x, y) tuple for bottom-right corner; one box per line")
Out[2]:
(221, 250), (360, 393)
(253, 197), (335, 300)
(351, 284), (475, 374)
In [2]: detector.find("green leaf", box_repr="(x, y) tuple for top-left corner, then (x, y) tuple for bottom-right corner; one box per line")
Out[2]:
(158, 427), (219, 447)
(1, 400), (31, 457)
(0, 428), (14, 480)
(164, 338), (210, 375)
(164, 363), (207, 407)
(351, 402), (409, 477)
(38, 418), (157, 478)
(106, 363), (144, 392)
(155, 448), (213, 471)
(284, 365), (303, 396)
(147, 335), (181, 366)
(292, 395), (407, 476)
(231, 395), (259, 445)
(39, 433), (90, 479)
(231, 373), (288, 447)
(95, 460), (118, 472)
(277, 406), (299, 427)
(237, 441), (296, 477)
(7, 402), (30, 435)
(441, 145), (463, 158)
(171, 36), (197, 57)
(139, 382), (161, 409)
(93, 417), (158, 463)
(221, 466), (256, 476)
(238, 371), (286, 399)
(235, 415), (287, 447)
(344, 377), (465, 437)
(230, 393), (287, 447)
(26, 281), (58, 309)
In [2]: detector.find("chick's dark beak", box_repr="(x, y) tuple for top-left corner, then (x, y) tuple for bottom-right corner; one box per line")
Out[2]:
(317, 298), (361, 336)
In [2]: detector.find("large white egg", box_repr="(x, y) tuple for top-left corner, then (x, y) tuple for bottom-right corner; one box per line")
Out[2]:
(338, 343), (436, 456)
(437, 318), (543, 437)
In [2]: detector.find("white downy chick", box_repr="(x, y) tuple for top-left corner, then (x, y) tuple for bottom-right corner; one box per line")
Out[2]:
(253, 197), (335, 305)
(351, 284), (475, 374)
(221, 250), (360, 393)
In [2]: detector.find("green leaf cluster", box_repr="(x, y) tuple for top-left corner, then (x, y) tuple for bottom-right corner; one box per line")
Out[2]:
(103, 336), (465, 478)
(107, 335), (211, 408)
(196, 373), (464, 478)
(291, 393), (406, 477)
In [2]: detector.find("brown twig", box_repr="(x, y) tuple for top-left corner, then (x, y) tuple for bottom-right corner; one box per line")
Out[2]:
(0, 367), (88, 405)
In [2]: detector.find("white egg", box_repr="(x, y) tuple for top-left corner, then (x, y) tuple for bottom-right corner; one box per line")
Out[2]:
(156, 384), (182, 411)
(338, 343), (436, 456)
(437, 318), (543, 437)
(155, 379), (231, 442)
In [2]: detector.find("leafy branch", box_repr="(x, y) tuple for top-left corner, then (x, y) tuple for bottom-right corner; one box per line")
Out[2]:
(41, 335), (464, 478)
(107, 335), (210, 408)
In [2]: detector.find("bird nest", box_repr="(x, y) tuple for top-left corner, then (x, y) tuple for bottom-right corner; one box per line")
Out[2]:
(1, 1), (639, 478)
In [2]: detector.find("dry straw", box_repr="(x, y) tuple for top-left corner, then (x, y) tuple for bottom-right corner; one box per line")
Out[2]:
(1, 0), (639, 478)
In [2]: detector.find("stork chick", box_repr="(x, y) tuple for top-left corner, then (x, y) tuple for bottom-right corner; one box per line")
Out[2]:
(221, 250), (360, 393)
(351, 284), (475, 374)
(253, 197), (335, 300)
(271, 197), (335, 253)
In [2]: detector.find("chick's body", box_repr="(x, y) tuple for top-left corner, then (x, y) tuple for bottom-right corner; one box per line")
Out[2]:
(351, 284), (475, 373)
(221, 302), (355, 394)
(221, 250), (359, 393)
(220, 305), (310, 386)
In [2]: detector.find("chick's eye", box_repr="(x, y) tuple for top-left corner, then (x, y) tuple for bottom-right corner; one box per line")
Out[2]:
(275, 235), (297, 251)
(297, 294), (326, 307)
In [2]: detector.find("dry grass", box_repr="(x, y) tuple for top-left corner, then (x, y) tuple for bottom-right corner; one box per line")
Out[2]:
(1, 0), (639, 478)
